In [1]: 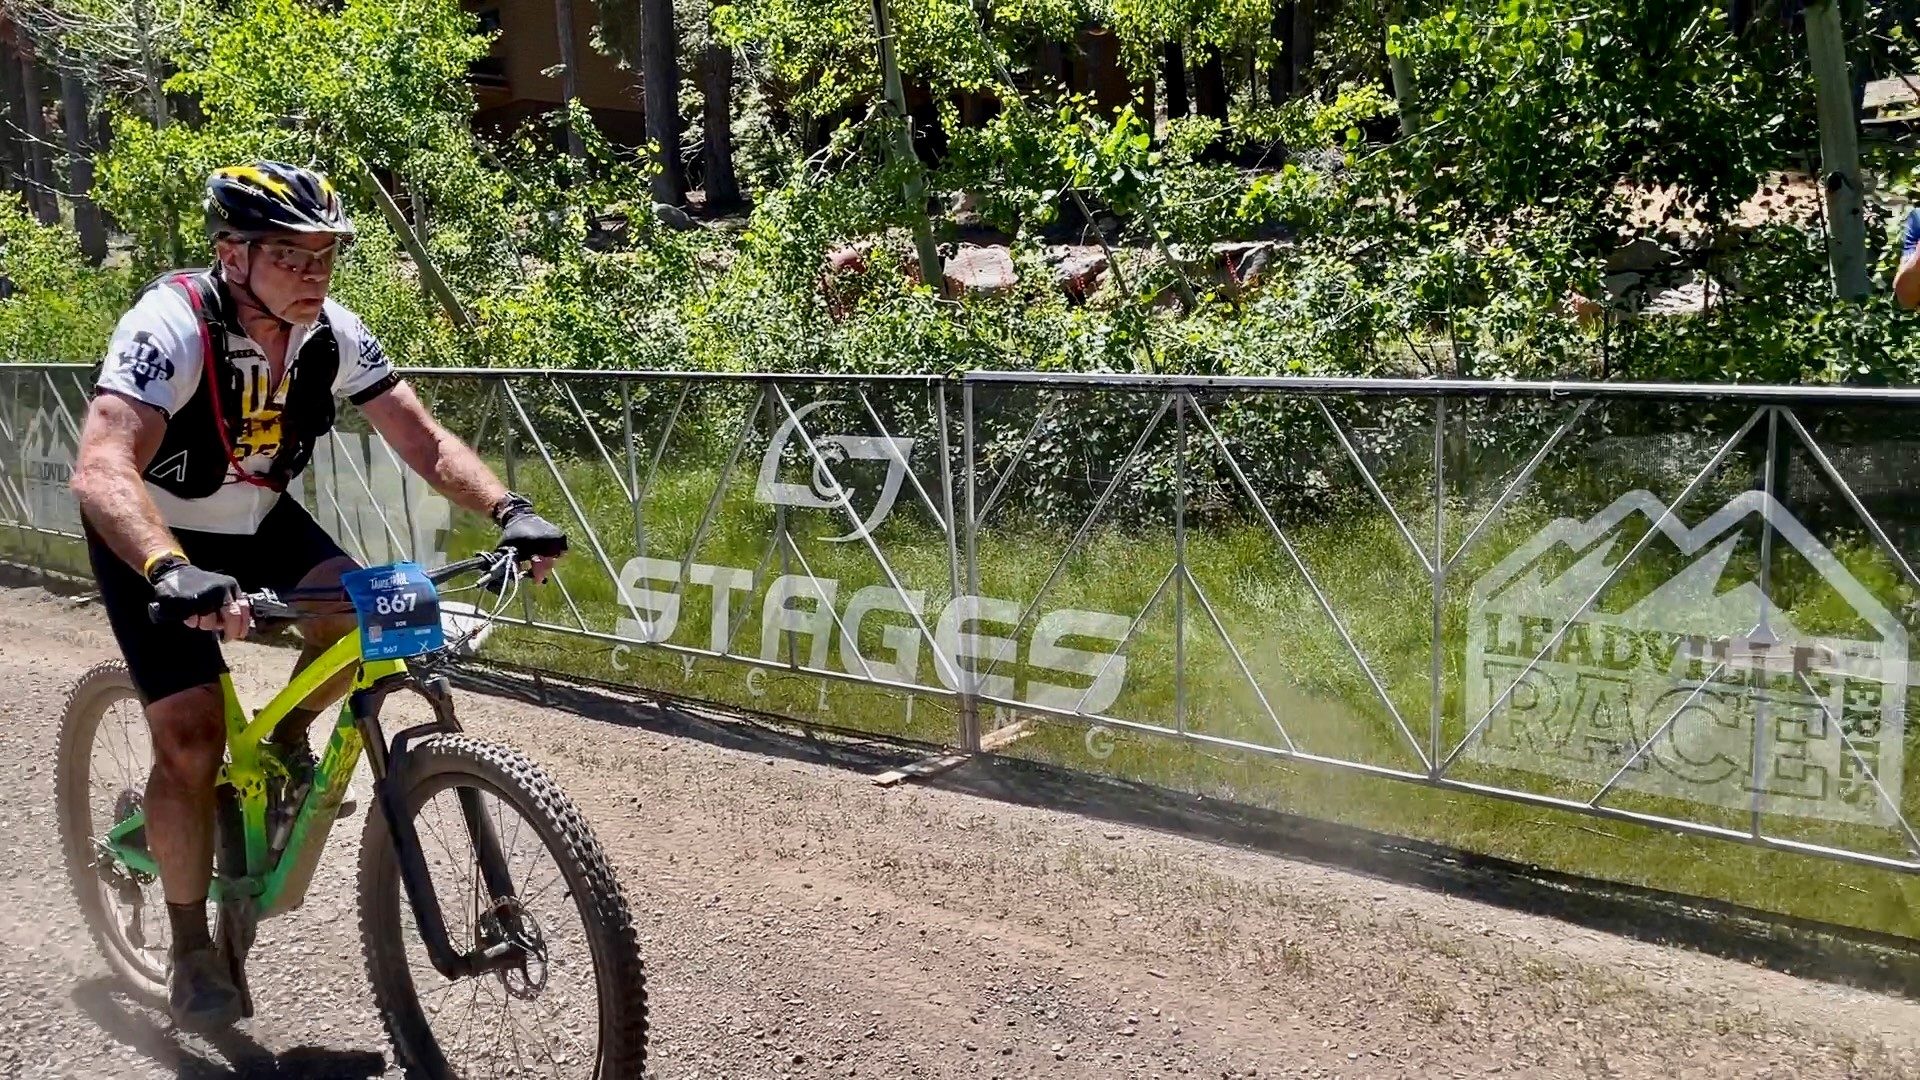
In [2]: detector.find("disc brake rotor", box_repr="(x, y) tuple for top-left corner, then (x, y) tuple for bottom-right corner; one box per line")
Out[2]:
(481, 897), (550, 1000)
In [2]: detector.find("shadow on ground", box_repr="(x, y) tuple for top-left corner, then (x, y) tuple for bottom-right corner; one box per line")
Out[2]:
(71, 979), (388, 1080)
(451, 659), (1920, 1001)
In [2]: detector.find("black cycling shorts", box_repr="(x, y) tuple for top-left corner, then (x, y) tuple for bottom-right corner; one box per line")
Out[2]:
(85, 495), (353, 704)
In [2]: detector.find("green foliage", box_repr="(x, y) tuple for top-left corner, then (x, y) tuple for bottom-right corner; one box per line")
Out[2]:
(1611, 218), (1920, 386)
(0, 197), (134, 362)
(714, 0), (1002, 120)
(98, 0), (501, 278)
(26, 0), (1920, 408)
(1232, 82), (1398, 151)
(1382, 1), (1808, 239)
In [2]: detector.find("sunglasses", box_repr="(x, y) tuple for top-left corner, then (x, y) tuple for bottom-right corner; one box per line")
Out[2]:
(252, 238), (348, 275)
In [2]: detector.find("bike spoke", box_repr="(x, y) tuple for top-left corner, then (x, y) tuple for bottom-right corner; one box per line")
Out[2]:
(517, 1000), (568, 1078)
(479, 979), (513, 1079)
(526, 989), (596, 1066)
(442, 978), (485, 1069)
(501, 799), (526, 889)
(422, 796), (480, 940)
(501, 986), (528, 1076)
(517, 867), (568, 911)
(420, 978), (465, 1010)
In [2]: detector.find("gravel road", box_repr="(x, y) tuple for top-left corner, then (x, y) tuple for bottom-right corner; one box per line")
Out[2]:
(0, 582), (1917, 1079)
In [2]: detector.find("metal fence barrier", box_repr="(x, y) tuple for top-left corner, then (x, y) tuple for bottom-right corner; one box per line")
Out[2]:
(11, 361), (1920, 901)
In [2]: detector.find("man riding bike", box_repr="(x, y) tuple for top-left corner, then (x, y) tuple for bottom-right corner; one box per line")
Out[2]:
(69, 161), (568, 1033)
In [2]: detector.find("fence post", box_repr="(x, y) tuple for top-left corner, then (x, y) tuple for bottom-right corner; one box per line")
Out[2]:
(621, 380), (643, 564)
(936, 380), (966, 746)
(1750, 406), (1784, 840)
(959, 380), (981, 753)
(1429, 394), (1447, 776)
(1175, 392), (1188, 736)
(497, 380), (546, 703)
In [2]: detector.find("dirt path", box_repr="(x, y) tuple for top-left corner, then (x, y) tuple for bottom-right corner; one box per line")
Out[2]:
(0, 582), (1915, 1079)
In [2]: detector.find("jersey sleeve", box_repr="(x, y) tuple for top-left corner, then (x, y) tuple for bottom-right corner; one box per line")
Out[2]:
(95, 286), (202, 417)
(328, 302), (402, 405)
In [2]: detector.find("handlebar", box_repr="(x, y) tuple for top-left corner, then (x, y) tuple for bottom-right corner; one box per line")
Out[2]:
(146, 548), (520, 626)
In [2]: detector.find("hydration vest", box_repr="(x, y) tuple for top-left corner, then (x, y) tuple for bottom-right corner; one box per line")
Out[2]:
(123, 269), (342, 499)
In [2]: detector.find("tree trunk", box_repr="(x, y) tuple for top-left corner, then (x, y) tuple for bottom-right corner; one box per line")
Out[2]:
(59, 62), (105, 262)
(1291, 0), (1316, 96)
(17, 51), (55, 225)
(1807, 0), (1868, 299)
(1269, 3), (1292, 104)
(92, 107), (117, 234)
(871, 0), (940, 289)
(638, 0), (686, 204)
(701, 42), (741, 213)
(553, 0), (586, 158)
(0, 44), (25, 198)
(1731, 0), (1754, 36)
(133, 0), (180, 263)
(132, 0), (169, 128)
(1193, 46), (1230, 124)
(360, 162), (473, 329)
(1162, 43), (1189, 120)
(1387, 1), (1417, 137)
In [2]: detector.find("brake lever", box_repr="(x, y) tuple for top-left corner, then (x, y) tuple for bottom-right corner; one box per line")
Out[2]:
(476, 553), (520, 596)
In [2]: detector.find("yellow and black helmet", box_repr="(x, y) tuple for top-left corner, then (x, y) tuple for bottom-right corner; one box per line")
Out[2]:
(204, 161), (354, 241)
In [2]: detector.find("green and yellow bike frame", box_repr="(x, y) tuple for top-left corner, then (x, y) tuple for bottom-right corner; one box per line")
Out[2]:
(98, 566), (532, 1001)
(105, 635), (397, 916)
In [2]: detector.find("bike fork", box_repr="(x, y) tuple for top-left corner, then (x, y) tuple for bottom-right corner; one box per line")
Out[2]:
(356, 674), (525, 981)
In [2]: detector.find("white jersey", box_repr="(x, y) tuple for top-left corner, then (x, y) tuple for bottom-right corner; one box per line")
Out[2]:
(95, 282), (398, 534)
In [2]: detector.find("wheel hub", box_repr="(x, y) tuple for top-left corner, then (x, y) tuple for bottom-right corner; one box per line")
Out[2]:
(481, 897), (550, 999)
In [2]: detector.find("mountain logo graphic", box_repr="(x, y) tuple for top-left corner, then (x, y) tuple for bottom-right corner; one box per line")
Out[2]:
(1465, 489), (1907, 826)
(0, 402), (80, 534)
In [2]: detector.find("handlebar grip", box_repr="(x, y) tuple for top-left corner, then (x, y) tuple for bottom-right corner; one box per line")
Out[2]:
(147, 593), (274, 625)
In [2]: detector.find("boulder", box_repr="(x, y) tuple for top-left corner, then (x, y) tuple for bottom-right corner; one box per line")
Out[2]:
(1604, 237), (1680, 275)
(943, 244), (1017, 297)
(1213, 241), (1277, 292)
(649, 202), (700, 231)
(1046, 245), (1109, 301)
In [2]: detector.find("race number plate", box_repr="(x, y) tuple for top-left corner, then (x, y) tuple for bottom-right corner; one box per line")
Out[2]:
(342, 562), (444, 660)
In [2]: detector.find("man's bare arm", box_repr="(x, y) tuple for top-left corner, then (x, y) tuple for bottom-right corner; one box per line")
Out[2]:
(360, 382), (509, 517)
(1897, 249), (1920, 310)
(70, 391), (178, 573)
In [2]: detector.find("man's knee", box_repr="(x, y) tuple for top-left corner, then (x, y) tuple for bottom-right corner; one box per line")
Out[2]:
(294, 555), (361, 650)
(297, 613), (358, 649)
(146, 685), (227, 789)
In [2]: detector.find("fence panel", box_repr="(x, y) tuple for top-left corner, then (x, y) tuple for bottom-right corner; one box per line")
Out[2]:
(11, 364), (1920, 935)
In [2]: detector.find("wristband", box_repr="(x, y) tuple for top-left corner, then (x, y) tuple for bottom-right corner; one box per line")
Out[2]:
(143, 550), (187, 583)
(490, 491), (534, 527)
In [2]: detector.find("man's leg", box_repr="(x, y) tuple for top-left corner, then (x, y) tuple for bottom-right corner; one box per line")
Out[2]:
(83, 522), (234, 997)
(268, 554), (361, 751)
(144, 683), (226, 913)
(142, 682), (244, 1031)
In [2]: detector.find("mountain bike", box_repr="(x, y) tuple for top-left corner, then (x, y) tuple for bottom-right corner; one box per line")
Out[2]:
(54, 547), (647, 1077)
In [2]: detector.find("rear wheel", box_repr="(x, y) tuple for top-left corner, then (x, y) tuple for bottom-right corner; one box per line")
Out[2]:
(54, 661), (169, 1000)
(357, 733), (647, 1078)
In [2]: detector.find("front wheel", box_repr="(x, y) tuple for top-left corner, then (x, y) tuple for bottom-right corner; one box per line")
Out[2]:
(357, 733), (647, 1078)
